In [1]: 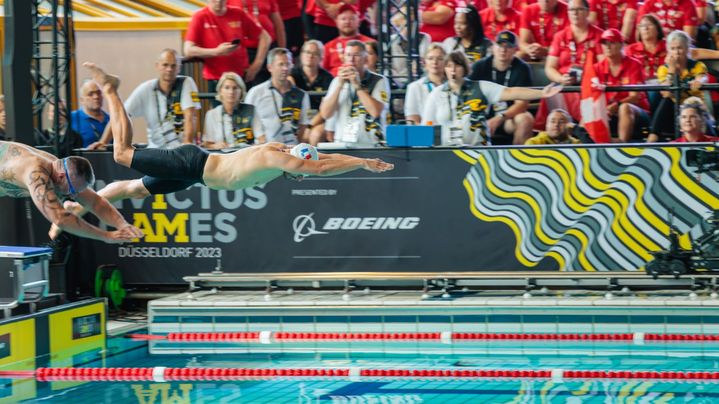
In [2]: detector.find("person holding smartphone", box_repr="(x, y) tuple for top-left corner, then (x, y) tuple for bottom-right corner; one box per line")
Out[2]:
(184, 0), (271, 91)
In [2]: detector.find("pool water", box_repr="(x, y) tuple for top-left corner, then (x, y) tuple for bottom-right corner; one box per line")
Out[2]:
(5, 334), (719, 403)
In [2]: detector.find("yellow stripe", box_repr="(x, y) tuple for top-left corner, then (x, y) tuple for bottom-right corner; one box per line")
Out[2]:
(106, 0), (166, 17)
(518, 149), (655, 262)
(83, 0), (142, 17)
(134, 0), (193, 17)
(74, 18), (190, 31)
(60, 0), (113, 17)
(453, 149), (477, 165)
(666, 147), (719, 207)
(466, 157), (565, 268)
(184, 0), (206, 7)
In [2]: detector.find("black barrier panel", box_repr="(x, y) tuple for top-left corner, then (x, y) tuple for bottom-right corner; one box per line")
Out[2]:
(71, 146), (719, 284)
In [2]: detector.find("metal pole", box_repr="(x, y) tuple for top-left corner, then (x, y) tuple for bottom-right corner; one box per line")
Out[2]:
(65, 0), (74, 155)
(52, 0), (60, 156)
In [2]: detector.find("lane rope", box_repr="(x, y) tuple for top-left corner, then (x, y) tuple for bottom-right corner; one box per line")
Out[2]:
(1, 367), (718, 382)
(125, 331), (719, 344)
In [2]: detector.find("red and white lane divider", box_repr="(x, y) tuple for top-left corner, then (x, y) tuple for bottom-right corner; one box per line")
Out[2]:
(2, 367), (719, 382)
(126, 331), (719, 344)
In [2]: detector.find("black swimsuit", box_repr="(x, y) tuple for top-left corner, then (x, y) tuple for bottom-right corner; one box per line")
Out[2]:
(131, 145), (210, 195)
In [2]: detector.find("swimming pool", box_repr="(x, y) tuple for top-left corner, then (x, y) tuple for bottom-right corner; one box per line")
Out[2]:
(6, 328), (719, 403)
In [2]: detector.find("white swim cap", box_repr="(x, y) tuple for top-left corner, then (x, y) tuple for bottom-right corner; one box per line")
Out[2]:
(290, 143), (319, 161)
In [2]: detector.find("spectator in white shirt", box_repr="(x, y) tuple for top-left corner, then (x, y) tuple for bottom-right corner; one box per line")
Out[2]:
(245, 48), (311, 144)
(319, 40), (391, 147)
(404, 44), (447, 125)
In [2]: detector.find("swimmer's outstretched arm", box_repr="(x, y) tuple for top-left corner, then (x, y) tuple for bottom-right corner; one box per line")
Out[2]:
(269, 150), (394, 176)
(316, 151), (361, 161)
(73, 187), (144, 237)
(27, 169), (140, 243)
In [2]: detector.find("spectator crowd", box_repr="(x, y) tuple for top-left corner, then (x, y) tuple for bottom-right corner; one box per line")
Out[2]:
(54, 0), (719, 148)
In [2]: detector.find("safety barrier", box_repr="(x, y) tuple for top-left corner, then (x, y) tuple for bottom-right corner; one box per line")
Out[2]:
(127, 331), (719, 343)
(3, 367), (719, 382)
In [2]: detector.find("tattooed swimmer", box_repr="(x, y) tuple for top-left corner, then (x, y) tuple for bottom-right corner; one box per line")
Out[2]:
(0, 141), (143, 243)
(49, 63), (393, 238)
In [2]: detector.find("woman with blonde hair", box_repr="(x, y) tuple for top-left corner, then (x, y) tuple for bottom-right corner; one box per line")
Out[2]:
(202, 72), (266, 149)
(404, 44), (447, 125)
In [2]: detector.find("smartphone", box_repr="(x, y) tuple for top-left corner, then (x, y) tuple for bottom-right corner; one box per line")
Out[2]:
(231, 39), (241, 45)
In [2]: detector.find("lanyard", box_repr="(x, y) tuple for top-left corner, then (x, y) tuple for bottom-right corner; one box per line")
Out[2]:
(89, 120), (101, 140)
(269, 86), (284, 120)
(154, 89), (170, 125)
(567, 34), (589, 67)
(445, 87), (461, 122)
(492, 66), (512, 87)
(424, 77), (436, 93)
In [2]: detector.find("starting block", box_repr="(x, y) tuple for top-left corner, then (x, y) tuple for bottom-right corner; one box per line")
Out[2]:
(0, 246), (52, 314)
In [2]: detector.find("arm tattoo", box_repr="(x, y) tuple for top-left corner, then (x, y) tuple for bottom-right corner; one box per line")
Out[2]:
(28, 168), (74, 221)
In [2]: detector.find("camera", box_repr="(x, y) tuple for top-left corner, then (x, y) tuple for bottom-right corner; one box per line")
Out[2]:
(686, 149), (719, 172)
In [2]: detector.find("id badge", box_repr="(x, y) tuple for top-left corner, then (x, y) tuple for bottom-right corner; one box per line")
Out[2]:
(343, 117), (362, 142)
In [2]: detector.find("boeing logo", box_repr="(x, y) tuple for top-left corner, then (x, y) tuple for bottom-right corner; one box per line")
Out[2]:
(293, 214), (420, 242)
(292, 213), (329, 242)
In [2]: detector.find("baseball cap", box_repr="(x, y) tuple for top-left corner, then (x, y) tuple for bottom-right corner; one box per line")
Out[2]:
(337, 3), (359, 16)
(600, 28), (623, 43)
(495, 31), (518, 47)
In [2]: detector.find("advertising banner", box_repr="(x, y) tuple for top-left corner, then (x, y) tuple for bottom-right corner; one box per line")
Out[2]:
(74, 146), (719, 284)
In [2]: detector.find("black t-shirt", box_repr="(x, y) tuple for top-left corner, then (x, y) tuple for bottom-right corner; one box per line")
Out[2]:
(290, 66), (334, 110)
(468, 55), (533, 116)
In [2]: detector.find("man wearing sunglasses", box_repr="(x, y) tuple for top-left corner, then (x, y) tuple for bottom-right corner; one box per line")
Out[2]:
(0, 141), (144, 243)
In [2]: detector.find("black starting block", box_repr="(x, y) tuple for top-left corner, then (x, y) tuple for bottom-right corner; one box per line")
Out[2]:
(0, 246), (52, 316)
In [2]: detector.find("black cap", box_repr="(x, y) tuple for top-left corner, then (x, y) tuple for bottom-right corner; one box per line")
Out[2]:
(496, 31), (518, 47)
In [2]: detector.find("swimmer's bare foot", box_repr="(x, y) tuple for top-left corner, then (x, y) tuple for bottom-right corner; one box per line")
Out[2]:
(82, 62), (120, 90)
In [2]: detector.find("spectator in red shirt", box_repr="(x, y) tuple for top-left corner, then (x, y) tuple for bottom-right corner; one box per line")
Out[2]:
(545, 0), (604, 86)
(313, 0), (359, 43)
(588, 0), (637, 42)
(184, 0), (271, 89)
(637, 0), (698, 39)
(593, 29), (650, 143)
(323, 5), (373, 76)
(539, 0), (603, 127)
(480, 0), (522, 42)
(519, 0), (569, 61)
(672, 102), (719, 142)
(419, 0), (456, 42)
(625, 14), (667, 81)
(228, 0), (285, 48)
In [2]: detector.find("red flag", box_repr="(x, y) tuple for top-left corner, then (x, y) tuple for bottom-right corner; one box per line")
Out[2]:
(580, 52), (610, 143)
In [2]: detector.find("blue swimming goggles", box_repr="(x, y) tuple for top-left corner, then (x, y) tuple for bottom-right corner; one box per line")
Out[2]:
(62, 158), (77, 195)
